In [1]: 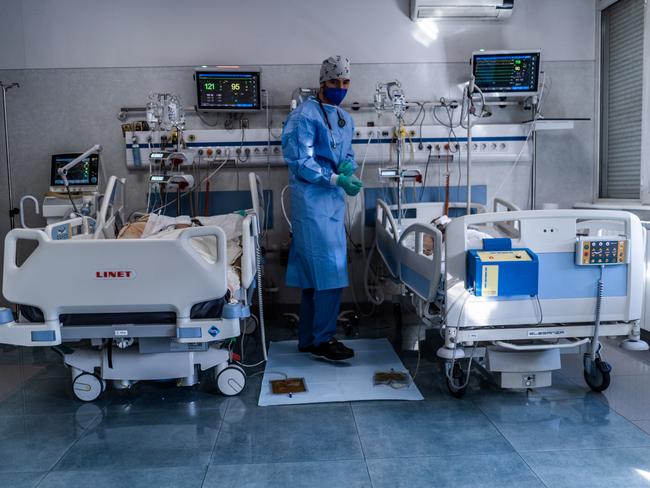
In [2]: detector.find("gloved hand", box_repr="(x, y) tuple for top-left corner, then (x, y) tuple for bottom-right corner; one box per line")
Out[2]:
(338, 160), (355, 177)
(336, 174), (363, 196)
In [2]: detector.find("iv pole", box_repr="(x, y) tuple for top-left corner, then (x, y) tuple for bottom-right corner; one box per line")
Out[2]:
(374, 81), (407, 226)
(0, 81), (20, 230)
(465, 76), (476, 217)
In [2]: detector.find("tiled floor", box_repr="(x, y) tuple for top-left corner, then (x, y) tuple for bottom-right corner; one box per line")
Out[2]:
(3, 329), (650, 487)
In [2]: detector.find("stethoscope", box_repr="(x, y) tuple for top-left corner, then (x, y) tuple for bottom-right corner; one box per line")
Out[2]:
(317, 97), (346, 149)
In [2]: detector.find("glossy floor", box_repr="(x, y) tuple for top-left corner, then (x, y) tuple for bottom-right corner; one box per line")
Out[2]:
(3, 334), (650, 487)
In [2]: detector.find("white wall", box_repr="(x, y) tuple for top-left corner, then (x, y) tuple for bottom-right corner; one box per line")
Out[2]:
(0, 0), (596, 69)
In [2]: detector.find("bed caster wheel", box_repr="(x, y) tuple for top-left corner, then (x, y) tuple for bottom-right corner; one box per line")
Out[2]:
(243, 316), (258, 335)
(446, 363), (468, 399)
(72, 372), (105, 402)
(216, 365), (246, 396)
(584, 359), (611, 392)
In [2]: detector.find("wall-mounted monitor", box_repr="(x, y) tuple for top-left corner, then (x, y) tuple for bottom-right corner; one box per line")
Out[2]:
(471, 50), (541, 97)
(195, 69), (261, 111)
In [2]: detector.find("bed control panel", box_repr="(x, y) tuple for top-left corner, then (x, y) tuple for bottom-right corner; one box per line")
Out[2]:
(575, 237), (628, 266)
(45, 217), (96, 241)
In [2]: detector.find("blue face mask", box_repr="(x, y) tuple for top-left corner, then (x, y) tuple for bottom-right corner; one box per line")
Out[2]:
(324, 87), (348, 106)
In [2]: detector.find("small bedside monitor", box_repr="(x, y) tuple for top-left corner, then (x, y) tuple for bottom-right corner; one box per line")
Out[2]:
(50, 153), (99, 193)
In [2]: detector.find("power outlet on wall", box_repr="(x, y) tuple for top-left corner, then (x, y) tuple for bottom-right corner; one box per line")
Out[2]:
(240, 119), (249, 129)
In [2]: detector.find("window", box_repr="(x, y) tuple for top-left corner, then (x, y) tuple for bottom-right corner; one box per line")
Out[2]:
(599, 0), (646, 200)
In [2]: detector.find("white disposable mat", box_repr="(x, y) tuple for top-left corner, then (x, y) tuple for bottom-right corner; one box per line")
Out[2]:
(258, 338), (423, 406)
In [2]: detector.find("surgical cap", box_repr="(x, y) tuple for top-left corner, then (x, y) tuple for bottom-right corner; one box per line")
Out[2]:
(319, 55), (351, 84)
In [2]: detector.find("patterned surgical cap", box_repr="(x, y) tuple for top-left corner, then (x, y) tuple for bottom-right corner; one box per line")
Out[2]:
(319, 55), (351, 83)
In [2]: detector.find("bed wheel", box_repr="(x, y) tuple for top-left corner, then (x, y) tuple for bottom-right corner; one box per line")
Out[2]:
(72, 372), (105, 402)
(446, 362), (468, 399)
(584, 359), (611, 392)
(216, 365), (246, 396)
(243, 316), (258, 335)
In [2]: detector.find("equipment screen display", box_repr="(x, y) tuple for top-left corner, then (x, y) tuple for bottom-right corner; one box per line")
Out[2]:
(196, 71), (261, 110)
(50, 153), (99, 187)
(472, 52), (540, 94)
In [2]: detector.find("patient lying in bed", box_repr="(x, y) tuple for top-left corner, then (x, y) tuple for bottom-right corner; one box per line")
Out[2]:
(421, 214), (492, 257)
(20, 213), (249, 325)
(118, 213), (245, 294)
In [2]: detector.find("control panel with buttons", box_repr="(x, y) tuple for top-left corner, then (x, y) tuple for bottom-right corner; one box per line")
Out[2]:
(46, 217), (96, 241)
(575, 237), (628, 266)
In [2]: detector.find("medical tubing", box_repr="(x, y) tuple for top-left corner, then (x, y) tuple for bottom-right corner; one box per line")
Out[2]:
(590, 265), (605, 359)
(345, 182), (376, 317)
(236, 218), (268, 368)
(363, 241), (385, 305)
(65, 186), (80, 217)
(536, 72), (549, 115)
(359, 187), (367, 259)
(444, 290), (471, 385)
(456, 342), (478, 390)
(491, 122), (536, 200)
(419, 148), (433, 202)
(146, 140), (154, 213)
(281, 185), (291, 230)
(346, 133), (373, 253)
(148, 154), (230, 215)
(264, 90), (271, 174)
(255, 221), (268, 361)
(196, 110), (220, 127)
(346, 253), (374, 317)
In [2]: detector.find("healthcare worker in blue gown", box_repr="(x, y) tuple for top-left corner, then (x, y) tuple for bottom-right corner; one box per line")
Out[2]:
(282, 55), (363, 361)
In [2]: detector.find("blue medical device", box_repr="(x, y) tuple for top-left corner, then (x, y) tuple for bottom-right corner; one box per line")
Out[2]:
(467, 238), (539, 297)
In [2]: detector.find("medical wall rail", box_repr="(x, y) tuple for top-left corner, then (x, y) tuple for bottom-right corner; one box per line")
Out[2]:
(124, 124), (532, 170)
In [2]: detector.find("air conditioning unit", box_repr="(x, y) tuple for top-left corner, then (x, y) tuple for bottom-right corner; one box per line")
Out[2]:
(410, 0), (514, 21)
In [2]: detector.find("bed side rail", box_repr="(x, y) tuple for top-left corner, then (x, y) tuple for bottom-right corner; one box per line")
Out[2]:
(493, 198), (521, 213)
(241, 214), (257, 290)
(385, 201), (487, 226)
(94, 175), (126, 239)
(3, 225), (228, 324)
(398, 223), (443, 302)
(492, 198), (521, 235)
(375, 199), (400, 278)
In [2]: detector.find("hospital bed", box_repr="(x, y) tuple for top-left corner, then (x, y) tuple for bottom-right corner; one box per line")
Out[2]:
(0, 173), (264, 401)
(371, 199), (646, 396)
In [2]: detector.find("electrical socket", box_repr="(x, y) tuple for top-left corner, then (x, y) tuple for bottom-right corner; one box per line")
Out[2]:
(240, 119), (249, 129)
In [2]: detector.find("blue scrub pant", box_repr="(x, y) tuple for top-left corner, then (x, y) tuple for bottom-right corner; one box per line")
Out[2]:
(298, 288), (343, 348)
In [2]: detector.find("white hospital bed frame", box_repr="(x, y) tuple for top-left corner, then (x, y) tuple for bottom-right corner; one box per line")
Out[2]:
(440, 209), (645, 396)
(373, 200), (645, 396)
(0, 173), (263, 401)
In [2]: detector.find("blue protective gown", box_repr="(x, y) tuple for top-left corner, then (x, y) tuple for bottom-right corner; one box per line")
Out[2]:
(282, 97), (356, 290)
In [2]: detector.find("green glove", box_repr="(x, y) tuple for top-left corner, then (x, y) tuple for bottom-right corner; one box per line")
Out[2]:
(337, 174), (363, 196)
(338, 160), (355, 177)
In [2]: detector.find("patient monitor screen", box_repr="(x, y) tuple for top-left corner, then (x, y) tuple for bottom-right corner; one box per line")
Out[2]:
(50, 153), (99, 189)
(195, 71), (261, 110)
(472, 52), (540, 94)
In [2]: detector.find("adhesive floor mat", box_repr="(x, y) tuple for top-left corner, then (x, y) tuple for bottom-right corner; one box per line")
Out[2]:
(258, 338), (423, 406)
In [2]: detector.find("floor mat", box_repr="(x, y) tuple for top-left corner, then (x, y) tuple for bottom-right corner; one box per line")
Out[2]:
(258, 338), (423, 406)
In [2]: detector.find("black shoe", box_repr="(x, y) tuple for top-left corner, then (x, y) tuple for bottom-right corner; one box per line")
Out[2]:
(311, 338), (354, 361)
(298, 344), (314, 353)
